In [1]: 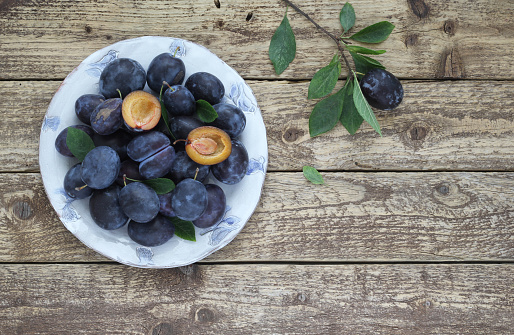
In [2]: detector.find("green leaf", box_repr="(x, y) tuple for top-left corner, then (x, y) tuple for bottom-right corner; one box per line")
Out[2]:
(196, 99), (218, 123)
(269, 8), (296, 75)
(339, 2), (356, 34)
(352, 72), (382, 136)
(303, 166), (325, 185)
(159, 85), (175, 140)
(347, 45), (386, 55)
(339, 79), (364, 134)
(309, 87), (345, 137)
(349, 21), (395, 43)
(349, 51), (385, 77)
(169, 217), (196, 242)
(308, 55), (341, 99)
(65, 127), (95, 161)
(140, 178), (175, 194)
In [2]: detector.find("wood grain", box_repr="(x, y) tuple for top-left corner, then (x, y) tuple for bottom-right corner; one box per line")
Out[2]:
(0, 263), (512, 334)
(0, 0), (512, 80)
(1, 172), (513, 263)
(2, 80), (513, 173)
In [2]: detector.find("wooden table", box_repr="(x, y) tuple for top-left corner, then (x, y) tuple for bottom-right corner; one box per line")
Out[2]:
(1, 0), (513, 333)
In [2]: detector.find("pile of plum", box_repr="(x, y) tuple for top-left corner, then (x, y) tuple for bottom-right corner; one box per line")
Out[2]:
(55, 53), (249, 247)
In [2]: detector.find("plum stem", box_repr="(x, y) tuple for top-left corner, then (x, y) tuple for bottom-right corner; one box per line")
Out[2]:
(280, 0), (353, 73)
(193, 167), (199, 181)
(173, 139), (188, 145)
(116, 89), (123, 99)
(74, 184), (88, 191)
(173, 46), (180, 58)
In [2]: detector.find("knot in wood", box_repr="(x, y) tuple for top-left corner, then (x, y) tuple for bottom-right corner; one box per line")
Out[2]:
(410, 126), (427, 141)
(437, 184), (450, 195)
(404, 34), (419, 47)
(152, 322), (173, 335)
(84, 25), (92, 34)
(296, 292), (307, 303)
(12, 201), (33, 220)
(443, 20), (455, 36)
(407, 0), (430, 19)
(283, 127), (303, 143)
(438, 49), (464, 78)
(196, 308), (215, 323)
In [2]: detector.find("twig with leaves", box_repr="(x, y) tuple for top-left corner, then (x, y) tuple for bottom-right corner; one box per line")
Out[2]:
(269, 1), (397, 138)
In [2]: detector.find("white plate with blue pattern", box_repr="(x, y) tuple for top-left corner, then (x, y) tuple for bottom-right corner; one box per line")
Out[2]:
(39, 36), (267, 268)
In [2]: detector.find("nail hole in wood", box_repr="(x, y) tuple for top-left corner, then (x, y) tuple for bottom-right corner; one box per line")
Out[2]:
(246, 12), (253, 21)
(85, 25), (92, 34)
(196, 308), (215, 323)
(283, 128), (303, 143)
(444, 20), (455, 36)
(214, 0), (220, 8)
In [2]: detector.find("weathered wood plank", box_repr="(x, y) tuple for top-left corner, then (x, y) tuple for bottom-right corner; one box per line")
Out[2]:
(0, 0), (512, 80)
(2, 80), (513, 172)
(1, 172), (513, 262)
(0, 264), (512, 334)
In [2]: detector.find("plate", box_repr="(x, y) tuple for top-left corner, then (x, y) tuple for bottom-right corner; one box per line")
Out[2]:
(39, 36), (267, 268)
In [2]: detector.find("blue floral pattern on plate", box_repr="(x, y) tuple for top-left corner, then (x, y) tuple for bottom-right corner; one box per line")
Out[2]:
(226, 82), (257, 114)
(55, 188), (80, 223)
(169, 39), (186, 57)
(200, 206), (241, 246)
(136, 247), (155, 265)
(42, 116), (60, 132)
(86, 50), (119, 78)
(247, 156), (266, 175)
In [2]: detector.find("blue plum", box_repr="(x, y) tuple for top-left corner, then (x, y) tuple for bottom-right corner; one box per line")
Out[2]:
(185, 72), (225, 105)
(119, 182), (160, 223)
(193, 184), (226, 228)
(211, 139), (248, 185)
(80, 146), (121, 189)
(99, 58), (146, 99)
(89, 184), (129, 230)
(128, 214), (175, 247)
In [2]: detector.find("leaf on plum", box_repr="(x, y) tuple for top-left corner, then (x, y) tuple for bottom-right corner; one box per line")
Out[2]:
(169, 217), (196, 242)
(141, 178), (175, 194)
(349, 21), (395, 44)
(352, 71), (382, 136)
(339, 79), (364, 134)
(269, 8), (296, 75)
(309, 87), (345, 137)
(308, 55), (341, 100)
(196, 99), (218, 123)
(340, 2), (356, 34)
(303, 166), (325, 185)
(349, 52), (385, 77)
(159, 85), (175, 140)
(65, 127), (95, 161)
